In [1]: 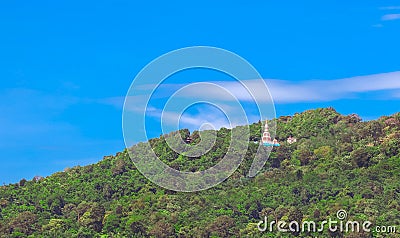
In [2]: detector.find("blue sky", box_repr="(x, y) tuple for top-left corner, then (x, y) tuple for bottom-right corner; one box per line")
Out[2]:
(1, 1), (400, 184)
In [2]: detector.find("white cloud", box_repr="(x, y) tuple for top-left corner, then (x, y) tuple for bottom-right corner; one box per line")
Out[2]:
(393, 90), (400, 98)
(97, 96), (125, 107)
(107, 71), (400, 113)
(262, 71), (400, 103)
(372, 23), (384, 28)
(101, 71), (400, 131)
(153, 71), (400, 103)
(381, 14), (400, 21)
(380, 6), (400, 10)
(101, 95), (164, 115)
(335, 71), (400, 92)
(161, 71), (400, 103)
(148, 106), (232, 130)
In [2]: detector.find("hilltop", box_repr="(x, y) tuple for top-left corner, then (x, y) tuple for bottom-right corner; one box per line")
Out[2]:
(0, 108), (399, 237)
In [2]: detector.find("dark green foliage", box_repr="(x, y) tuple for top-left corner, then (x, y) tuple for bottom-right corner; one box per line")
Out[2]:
(350, 146), (379, 168)
(207, 215), (238, 237)
(0, 108), (399, 237)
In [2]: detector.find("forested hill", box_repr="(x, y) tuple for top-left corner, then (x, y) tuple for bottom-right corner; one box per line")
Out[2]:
(1, 108), (399, 237)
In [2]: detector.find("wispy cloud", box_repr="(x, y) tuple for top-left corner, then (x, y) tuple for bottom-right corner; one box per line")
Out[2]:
(381, 14), (400, 21)
(108, 71), (400, 113)
(142, 102), (234, 130)
(151, 71), (400, 103)
(393, 90), (400, 98)
(112, 71), (400, 132)
(380, 6), (400, 10)
(375, 7), (400, 26)
(149, 71), (398, 103)
(372, 23), (384, 28)
(268, 71), (400, 103)
(155, 109), (231, 130)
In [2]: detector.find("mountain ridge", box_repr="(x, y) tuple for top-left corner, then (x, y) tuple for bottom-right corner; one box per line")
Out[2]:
(0, 107), (399, 237)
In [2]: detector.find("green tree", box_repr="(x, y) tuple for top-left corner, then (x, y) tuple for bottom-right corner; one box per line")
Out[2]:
(314, 146), (334, 160)
(207, 215), (238, 237)
(79, 202), (105, 232)
(8, 211), (38, 235)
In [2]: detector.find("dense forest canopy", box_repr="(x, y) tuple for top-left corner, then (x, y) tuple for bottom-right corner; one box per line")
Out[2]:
(0, 108), (399, 237)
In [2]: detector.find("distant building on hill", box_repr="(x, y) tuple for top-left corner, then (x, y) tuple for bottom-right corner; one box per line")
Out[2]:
(287, 136), (297, 144)
(262, 121), (280, 147)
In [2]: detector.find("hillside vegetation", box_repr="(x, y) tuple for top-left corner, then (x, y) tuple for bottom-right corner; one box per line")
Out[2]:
(0, 108), (399, 237)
